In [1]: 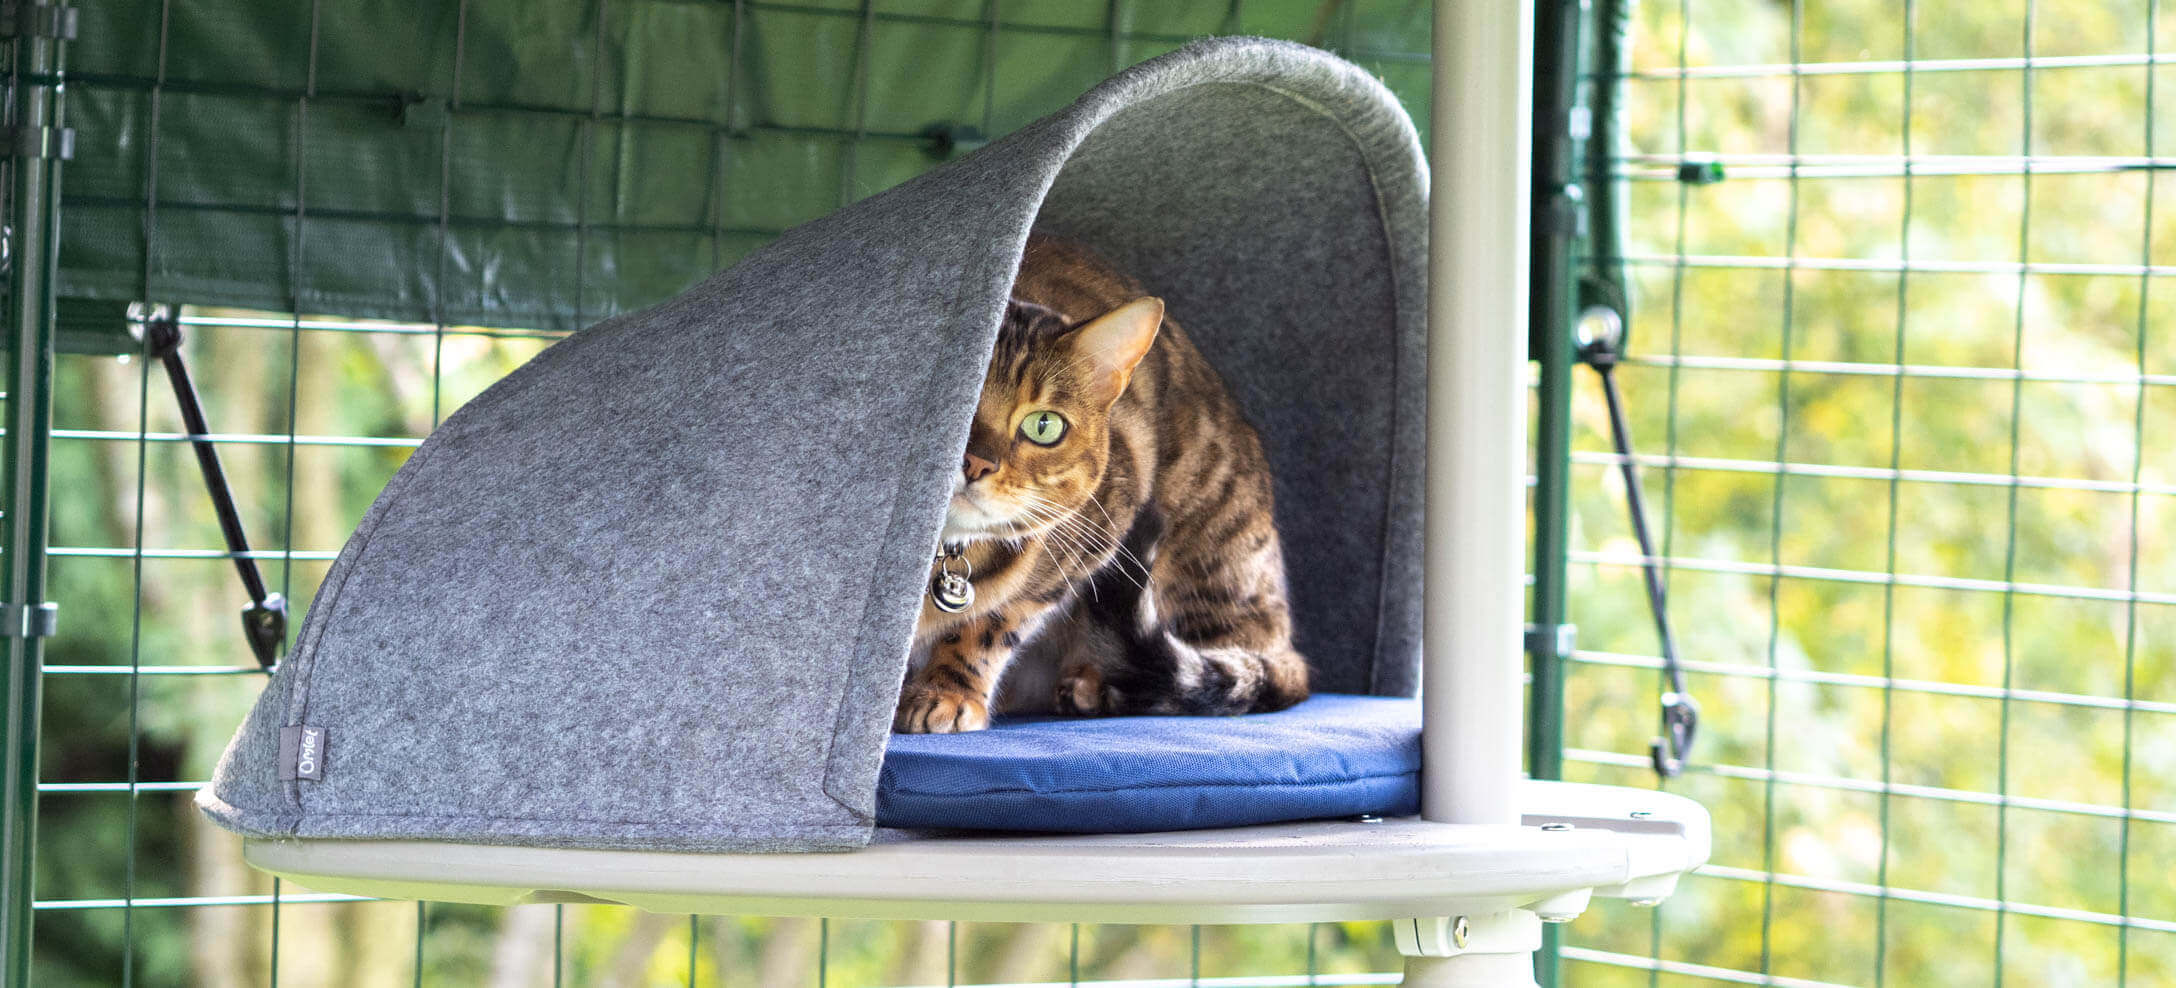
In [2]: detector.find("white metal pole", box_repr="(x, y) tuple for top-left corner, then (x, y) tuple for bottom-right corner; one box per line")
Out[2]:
(1422, 0), (1535, 827)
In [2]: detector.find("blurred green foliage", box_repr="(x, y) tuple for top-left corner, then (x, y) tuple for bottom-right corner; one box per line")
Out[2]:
(1557, 1), (2175, 986)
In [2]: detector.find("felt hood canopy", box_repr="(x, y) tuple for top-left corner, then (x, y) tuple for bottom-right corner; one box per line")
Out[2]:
(200, 38), (1429, 852)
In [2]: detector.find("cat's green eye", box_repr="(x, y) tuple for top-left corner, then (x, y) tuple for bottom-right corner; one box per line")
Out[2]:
(1020, 410), (1067, 446)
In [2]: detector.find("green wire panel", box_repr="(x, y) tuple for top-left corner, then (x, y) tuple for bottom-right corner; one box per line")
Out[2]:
(58, 0), (1432, 335)
(27, 1), (1454, 984)
(1557, 1), (2176, 986)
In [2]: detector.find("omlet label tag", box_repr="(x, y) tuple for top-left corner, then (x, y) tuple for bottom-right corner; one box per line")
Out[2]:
(279, 725), (328, 782)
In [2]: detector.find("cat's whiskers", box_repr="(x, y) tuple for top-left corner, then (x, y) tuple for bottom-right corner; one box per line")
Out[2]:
(1026, 504), (1100, 578)
(1029, 509), (1124, 573)
(1015, 493), (1110, 558)
(994, 497), (1075, 554)
(1076, 490), (1151, 576)
(1020, 492), (1128, 567)
(1013, 501), (1090, 600)
(1015, 491), (1145, 592)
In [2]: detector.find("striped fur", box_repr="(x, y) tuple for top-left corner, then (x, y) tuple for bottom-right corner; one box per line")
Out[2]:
(896, 237), (1309, 733)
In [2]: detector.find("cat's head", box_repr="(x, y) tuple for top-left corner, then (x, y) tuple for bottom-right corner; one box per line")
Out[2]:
(942, 295), (1164, 542)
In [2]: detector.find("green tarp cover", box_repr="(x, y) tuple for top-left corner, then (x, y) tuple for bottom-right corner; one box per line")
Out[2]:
(62, 1), (1430, 333)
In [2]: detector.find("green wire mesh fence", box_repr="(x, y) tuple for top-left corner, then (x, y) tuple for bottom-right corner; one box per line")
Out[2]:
(19, 1), (1444, 985)
(1554, 0), (2175, 985)
(13, 0), (2172, 985)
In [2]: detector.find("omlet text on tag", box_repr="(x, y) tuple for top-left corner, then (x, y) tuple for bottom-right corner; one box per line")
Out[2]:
(278, 725), (328, 782)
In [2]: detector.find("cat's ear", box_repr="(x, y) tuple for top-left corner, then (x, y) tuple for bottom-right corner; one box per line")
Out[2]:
(1067, 296), (1163, 406)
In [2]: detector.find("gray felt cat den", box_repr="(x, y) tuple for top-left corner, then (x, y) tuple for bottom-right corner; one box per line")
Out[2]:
(209, 25), (1710, 986)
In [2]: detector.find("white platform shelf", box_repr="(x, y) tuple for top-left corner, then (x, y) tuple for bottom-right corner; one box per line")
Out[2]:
(244, 780), (1707, 927)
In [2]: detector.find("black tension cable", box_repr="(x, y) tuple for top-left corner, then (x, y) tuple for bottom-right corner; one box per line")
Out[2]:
(1575, 307), (1699, 778)
(141, 309), (288, 671)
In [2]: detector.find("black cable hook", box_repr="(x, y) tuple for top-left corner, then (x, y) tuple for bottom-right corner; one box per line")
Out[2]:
(1577, 305), (1699, 778)
(141, 306), (288, 671)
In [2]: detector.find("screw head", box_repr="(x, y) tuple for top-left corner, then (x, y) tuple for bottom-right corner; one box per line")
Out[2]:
(1451, 915), (1470, 949)
(1575, 305), (1626, 356)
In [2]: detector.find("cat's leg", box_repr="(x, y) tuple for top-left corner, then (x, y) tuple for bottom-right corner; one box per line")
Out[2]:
(895, 602), (1048, 733)
(1057, 623), (1305, 717)
(1049, 505), (1159, 717)
(1059, 508), (1310, 717)
(1071, 609), (1306, 717)
(1144, 545), (1311, 715)
(1047, 608), (1129, 715)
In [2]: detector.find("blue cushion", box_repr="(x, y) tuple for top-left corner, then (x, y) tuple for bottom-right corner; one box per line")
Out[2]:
(876, 694), (1420, 832)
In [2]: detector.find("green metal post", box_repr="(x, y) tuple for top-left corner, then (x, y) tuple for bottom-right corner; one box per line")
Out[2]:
(1527, 0), (1587, 985)
(1583, 0), (1630, 322)
(0, 11), (66, 982)
(1528, 0), (1584, 788)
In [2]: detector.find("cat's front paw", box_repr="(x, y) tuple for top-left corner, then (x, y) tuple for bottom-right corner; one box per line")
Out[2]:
(895, 685), (990, 733)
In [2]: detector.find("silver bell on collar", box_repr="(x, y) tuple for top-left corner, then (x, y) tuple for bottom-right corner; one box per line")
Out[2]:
(928, 542), (974, 613)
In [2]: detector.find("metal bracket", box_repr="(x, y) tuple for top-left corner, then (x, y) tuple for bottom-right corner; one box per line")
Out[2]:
(0, 2), (75, 40)
(1, 125), (73, 161)
(1651, 688), (1701, 778)
(1529, 887), (1595, 924)
(1396, 910), (1543, 958)
(1524, 622), (1577, 656)
(2, 602), (56, 639)
(242, 594), (288, 672)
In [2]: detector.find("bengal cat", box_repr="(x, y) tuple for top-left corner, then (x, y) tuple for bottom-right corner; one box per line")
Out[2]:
(894, 236), (1309, 734)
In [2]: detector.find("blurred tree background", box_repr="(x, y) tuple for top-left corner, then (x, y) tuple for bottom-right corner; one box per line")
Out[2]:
(18, 0), (2175, 985)
(1553, 0), (2174, 986)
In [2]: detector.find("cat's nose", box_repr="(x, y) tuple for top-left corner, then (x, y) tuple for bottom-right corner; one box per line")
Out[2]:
(962, 452), (998, 482)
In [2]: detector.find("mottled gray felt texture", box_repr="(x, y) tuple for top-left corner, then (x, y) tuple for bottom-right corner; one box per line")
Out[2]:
(198, 37), (1429, 852)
